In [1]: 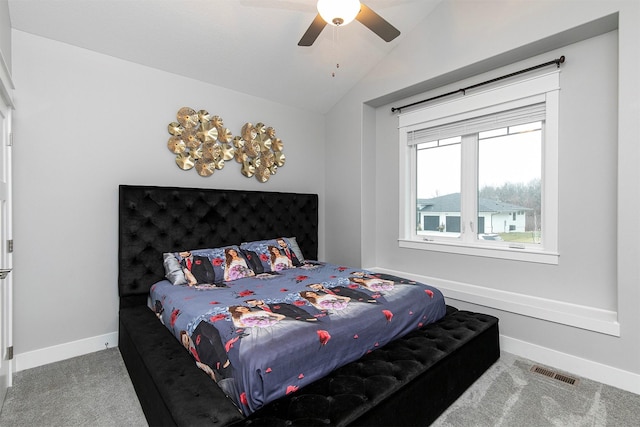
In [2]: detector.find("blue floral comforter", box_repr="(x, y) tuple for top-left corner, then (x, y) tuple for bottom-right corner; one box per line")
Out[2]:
(149, 261), (446, 415)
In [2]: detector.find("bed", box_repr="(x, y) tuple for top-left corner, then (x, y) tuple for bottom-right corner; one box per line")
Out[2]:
(118, 184), (500, 426)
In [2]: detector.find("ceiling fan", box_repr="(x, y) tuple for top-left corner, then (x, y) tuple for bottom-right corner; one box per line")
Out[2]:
(298, 0), (401, 46)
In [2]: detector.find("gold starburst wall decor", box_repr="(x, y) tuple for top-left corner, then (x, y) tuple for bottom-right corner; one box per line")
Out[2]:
(167, 107), (236, 177)
(234, 122), (286, 183)
(167, 108), (285, 182)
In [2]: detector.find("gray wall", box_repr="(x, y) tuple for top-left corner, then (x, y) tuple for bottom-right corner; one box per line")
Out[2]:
(10, 30), (326, 356)
(325, 0), (639, 390)
(0, 0), (10, 73)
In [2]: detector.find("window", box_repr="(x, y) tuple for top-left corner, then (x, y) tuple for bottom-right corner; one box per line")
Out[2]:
(399, 71), (560, 264)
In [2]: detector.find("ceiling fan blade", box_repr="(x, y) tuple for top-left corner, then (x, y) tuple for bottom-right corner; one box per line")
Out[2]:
(298, 13), (327, 46)
(356, 3), (400, 42)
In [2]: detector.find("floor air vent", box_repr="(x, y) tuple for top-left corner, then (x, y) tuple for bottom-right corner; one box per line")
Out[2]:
(530, 365), (579, 386)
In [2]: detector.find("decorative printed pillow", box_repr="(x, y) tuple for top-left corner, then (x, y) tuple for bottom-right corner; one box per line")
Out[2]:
(241, 249), (264, 275)
(163, 252), (188, 285)
(286, 236), (305, 263)
(240, 237), (304, 273)
(163, 245), (255, 285)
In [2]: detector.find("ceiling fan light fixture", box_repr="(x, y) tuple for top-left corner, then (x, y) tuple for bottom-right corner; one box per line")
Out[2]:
(317, 0), (361, 26)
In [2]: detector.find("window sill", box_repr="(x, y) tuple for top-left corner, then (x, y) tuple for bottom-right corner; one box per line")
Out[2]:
(398, 238), (559, 265)
(369, 266), (618, 336)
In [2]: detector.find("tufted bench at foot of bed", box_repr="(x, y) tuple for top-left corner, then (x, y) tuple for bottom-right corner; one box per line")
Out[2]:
(119, 305), (499, 427)
(119, 305), (246, 426)
(238, 306), (500, 426)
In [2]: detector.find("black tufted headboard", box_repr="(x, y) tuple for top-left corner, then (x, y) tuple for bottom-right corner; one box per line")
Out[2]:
(118, 185), (318, 308)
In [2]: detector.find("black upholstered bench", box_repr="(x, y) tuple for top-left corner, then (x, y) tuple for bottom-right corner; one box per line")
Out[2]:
(119, 305), (245, 426)
(119, 305), (499, 427)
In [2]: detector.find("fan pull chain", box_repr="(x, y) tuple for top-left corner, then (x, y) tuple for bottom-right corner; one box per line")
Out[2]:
(332, 25), (341, 77)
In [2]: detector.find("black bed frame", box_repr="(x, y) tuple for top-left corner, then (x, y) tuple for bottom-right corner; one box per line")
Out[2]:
(118, 185), (500, 426)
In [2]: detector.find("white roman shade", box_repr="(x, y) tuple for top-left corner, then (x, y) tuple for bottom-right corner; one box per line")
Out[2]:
(399, 71), (560, 146)
(407, 102), (545, 146)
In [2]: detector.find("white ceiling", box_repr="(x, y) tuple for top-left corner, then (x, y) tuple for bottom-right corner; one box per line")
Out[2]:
(8, 0), (440, 114)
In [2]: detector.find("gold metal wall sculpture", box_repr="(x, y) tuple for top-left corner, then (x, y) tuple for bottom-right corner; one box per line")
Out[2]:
(167, 107), (235, 177)
(167, 107), (285, 182)
(234, 122), (286, 183)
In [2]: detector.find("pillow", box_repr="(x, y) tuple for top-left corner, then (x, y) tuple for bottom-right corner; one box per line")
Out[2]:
(286, 237), (305, 263)
(163, 245), (255, 285)
(241, 249), (264, 275)
(163, 252), (187, 285)
(240, 237), (304, 273)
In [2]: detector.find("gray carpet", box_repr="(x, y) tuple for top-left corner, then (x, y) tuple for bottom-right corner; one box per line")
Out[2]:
(432, 352), (640, 427)
(0, 348), (147, 427)
(0, 348), (639, 426)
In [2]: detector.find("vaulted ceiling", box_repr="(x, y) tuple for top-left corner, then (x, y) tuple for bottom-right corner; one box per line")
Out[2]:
(8, 0), (440, 113)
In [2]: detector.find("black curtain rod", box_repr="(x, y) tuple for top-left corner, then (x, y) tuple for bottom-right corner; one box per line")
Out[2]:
(391, 56), (565, 113)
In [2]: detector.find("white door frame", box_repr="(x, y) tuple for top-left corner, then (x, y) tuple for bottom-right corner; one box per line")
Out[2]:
(0, 52), (14, 408)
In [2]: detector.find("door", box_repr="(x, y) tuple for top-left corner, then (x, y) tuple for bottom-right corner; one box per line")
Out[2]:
(445, 216), (461, 233)
(0, 88), (13, 407)
(423, 216), (439, 231)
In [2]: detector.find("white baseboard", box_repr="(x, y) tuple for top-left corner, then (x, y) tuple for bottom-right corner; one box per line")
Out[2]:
(501, 334), (640, 395)
(14, 331), (118, 373)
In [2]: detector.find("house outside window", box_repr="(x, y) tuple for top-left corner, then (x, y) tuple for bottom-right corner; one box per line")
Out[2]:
(418, 193), (530, 235)
(398, 71), (560, 264)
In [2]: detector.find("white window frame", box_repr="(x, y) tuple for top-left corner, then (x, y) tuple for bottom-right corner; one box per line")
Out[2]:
(398, 71), (560, 265)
